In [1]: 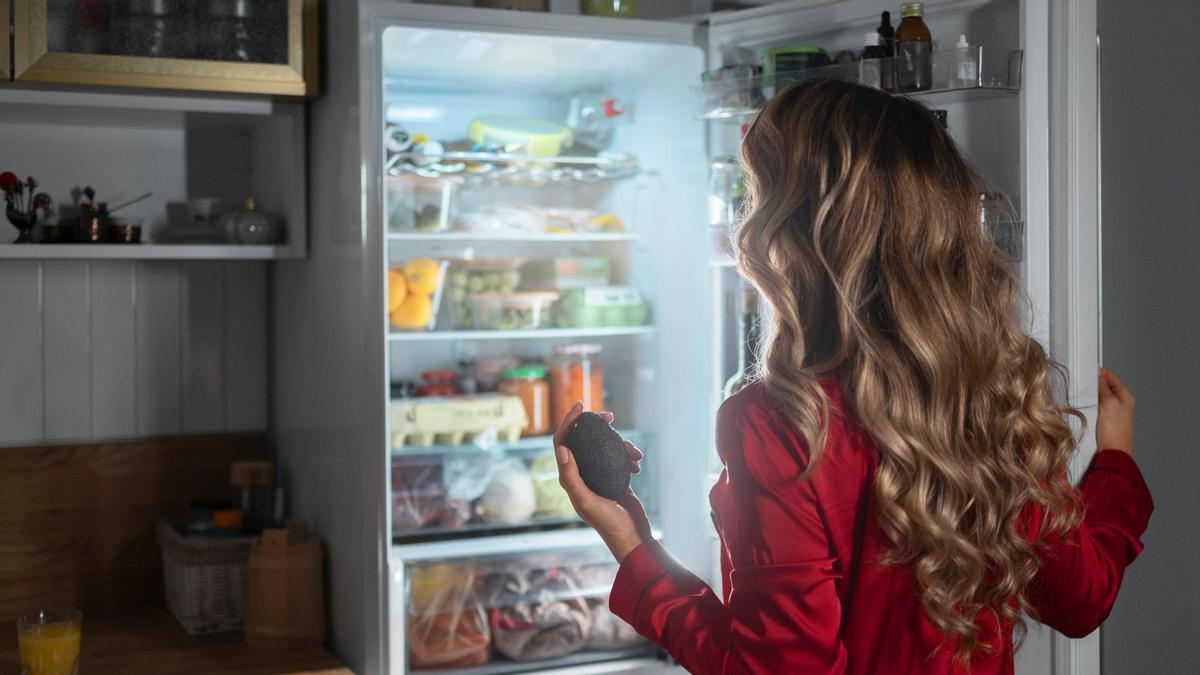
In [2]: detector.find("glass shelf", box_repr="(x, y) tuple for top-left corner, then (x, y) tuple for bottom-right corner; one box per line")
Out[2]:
(387, 232), (637, 243)
(693, 46), (1023, 121)
(388, 326), (655, 342)
(386, 150), (640, 186)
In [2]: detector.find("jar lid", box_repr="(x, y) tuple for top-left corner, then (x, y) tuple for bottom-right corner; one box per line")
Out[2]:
(763, 46), (827, 57)
(554, 343), (602, 356)
(421, 369), (460, 382)
(502, 366), (548, 379)
(900, 2), (924, 17)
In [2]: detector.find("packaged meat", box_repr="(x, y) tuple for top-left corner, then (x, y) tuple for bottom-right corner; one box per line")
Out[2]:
(485, 567), (593, 661)
(408, 563), (491, 668)
(391, 458), (471, 534)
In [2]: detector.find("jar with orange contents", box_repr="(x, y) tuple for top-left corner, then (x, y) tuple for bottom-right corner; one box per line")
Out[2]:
(498, 367), (551, 437)
(550, 343), (605, 425)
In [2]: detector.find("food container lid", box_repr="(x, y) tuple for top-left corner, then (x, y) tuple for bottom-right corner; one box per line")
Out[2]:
(553, 343), (602, 356)
(420, 369), (460, 382)
(763, 46), (828, 57)
(502, 366), (548, 379)
(451, 257), (526, 271)
(469, 292), (560, 308)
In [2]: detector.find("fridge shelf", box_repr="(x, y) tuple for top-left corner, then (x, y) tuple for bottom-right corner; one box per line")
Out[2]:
(390, 431), (645, 456)
(386, 151), (640, 186)
(413, 649), (660, 675)
(387, 232), (637, 243)
(393, 527), (664, 563)
(388, 326), (655, 342)
(693, 46), (1023, 121)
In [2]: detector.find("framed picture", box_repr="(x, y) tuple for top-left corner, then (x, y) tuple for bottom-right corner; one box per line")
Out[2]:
(12, 0), (318, 97)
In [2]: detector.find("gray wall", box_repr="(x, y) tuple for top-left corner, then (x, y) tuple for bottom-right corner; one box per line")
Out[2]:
(1099, 1), (1200, 673)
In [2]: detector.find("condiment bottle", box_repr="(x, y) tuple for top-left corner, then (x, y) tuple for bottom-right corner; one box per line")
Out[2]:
(896, 2), (933, 92)
(498, 367), (551, 436)
(859, 32), (892, 90)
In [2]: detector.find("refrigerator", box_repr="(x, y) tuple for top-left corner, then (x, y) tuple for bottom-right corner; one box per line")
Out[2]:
(275, 1), (1100, 673)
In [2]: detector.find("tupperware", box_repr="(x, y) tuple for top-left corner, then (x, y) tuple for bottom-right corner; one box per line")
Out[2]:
(446, 258), (526, 329)
(468, 292), (559, 331)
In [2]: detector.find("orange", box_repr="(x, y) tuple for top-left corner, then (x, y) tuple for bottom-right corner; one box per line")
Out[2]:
(391, 293), (434, 330)
(388, 269), (407, 312)
(404, 258), (441, 296)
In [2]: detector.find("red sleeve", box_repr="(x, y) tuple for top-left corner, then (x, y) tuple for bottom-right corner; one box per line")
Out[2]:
(1028, 449), (1154, 638)
(608, 390), (847, 674)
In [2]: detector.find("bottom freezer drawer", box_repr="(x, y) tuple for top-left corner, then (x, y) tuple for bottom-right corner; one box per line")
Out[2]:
(402, 546), (656, 673)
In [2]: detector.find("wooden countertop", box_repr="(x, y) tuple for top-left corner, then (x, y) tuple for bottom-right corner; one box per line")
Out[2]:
(0, 608), (350, 675)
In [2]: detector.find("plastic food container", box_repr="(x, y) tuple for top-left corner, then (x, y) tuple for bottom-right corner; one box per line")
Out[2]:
(498, 367), (552, 436)
(555, 286), (649, 328)
(520, 257), (611, 291)
(468, 292), (559, 331)
(446, 258), (525, 329)
(550, 343), (604, 424)
(386, 175), (460, 233)
(389, 258), (448, 332)
(415, 370), (462, 397)
(468, 115), (574, 157)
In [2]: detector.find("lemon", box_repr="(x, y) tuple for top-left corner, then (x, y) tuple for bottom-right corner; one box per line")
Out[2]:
(589, 213), (625, 232)
(391, 293), (434, 330)
(388, 269), (407, 312)
(404, 258), (441, 296)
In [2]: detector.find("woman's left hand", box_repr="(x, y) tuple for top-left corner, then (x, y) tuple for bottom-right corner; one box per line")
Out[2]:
(554, 402), (653, 564)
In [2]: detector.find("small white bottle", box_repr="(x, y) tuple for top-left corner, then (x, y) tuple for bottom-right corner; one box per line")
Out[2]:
(954, 35), (978, 88)
(859, 32), (884, 89)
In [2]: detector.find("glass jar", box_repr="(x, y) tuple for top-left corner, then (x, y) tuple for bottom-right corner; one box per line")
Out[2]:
(707, 156), (743, 228)
(223, 196), (282, 244)
(498, 367), (552, 436)
(550, 344), (605, 425)
(472, 356), (520, 393)
(414, 370), (462, 397)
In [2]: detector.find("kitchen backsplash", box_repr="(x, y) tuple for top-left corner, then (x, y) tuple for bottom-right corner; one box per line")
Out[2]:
(0, 260), (267, 445)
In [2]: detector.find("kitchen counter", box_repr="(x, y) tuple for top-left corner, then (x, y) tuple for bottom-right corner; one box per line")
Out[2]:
(0, 608), (350, 675)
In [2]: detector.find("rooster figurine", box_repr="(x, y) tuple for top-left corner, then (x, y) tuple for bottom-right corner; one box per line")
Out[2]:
(2, 172), (52, 243)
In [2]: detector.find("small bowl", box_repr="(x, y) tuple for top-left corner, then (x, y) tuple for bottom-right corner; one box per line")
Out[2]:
(108, 223), (142, 244)
(40, 224), (75, 243)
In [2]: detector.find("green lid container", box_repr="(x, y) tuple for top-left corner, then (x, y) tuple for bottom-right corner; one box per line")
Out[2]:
(502, 366), (548, 379)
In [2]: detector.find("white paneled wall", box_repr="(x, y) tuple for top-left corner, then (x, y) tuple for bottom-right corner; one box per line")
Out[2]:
(0, 260), (267, 446)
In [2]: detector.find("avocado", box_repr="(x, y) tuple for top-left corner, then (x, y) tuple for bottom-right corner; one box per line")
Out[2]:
(563, 412), (631, 501)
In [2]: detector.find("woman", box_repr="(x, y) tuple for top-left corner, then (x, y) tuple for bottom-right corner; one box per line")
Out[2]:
(553, 80), (1152, 674)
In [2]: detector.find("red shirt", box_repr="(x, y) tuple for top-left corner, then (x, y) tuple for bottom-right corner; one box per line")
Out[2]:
(610, 381), (1153, 674)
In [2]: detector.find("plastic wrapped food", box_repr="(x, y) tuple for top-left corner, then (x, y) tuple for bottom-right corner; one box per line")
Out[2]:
(391, 459), (471, 534)
(476, 459), (537, 525)
(408, 563), (491, 668)
(529, 452), (576, 519)
(486, 567), (593, 661)
(586, 603), (643, 651)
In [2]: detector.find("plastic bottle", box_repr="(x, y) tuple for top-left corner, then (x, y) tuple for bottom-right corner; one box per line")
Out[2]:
(954, 35), (978, 88)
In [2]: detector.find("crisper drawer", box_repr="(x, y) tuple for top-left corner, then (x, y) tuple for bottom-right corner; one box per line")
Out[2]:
(402, 546), (656, 674)
(391, 433), (657, 542)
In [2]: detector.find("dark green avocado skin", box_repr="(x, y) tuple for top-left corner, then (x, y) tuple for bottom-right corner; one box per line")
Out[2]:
(564, 412), (631, 501)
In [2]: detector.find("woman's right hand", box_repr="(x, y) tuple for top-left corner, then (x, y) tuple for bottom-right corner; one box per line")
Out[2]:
(1097, 368), (1135, 455)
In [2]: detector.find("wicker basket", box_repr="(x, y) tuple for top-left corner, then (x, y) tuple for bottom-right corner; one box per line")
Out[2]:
(156, 519), (257, 635)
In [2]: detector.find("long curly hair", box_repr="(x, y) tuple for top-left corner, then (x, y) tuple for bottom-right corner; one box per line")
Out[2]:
(735, 79), (1082, 659)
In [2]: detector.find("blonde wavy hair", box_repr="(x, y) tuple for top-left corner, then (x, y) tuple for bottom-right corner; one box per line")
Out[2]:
(735, 79), (1082, 659)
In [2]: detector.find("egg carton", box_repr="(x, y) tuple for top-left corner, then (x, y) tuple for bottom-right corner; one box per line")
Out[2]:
(390, 394), (528, 449)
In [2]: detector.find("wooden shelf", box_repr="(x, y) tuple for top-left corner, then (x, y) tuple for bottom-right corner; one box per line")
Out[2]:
(0, 607), (349, 675)
(0, 86), (278, 115)
(0, 244), (301, 260)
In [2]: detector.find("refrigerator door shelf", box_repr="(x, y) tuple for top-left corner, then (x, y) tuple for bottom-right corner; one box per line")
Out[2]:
(692, 46), (1023, 121)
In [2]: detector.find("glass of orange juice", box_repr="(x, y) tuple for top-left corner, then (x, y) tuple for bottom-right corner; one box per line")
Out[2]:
(17, 610), (81, 675)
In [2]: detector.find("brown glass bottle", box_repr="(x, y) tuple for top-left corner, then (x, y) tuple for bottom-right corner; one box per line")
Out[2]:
(896, 2), (933, 92)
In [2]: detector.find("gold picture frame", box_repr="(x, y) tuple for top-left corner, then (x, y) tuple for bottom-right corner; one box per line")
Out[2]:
(12, 0), (318, 97)
(1, 0), (10, 82)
